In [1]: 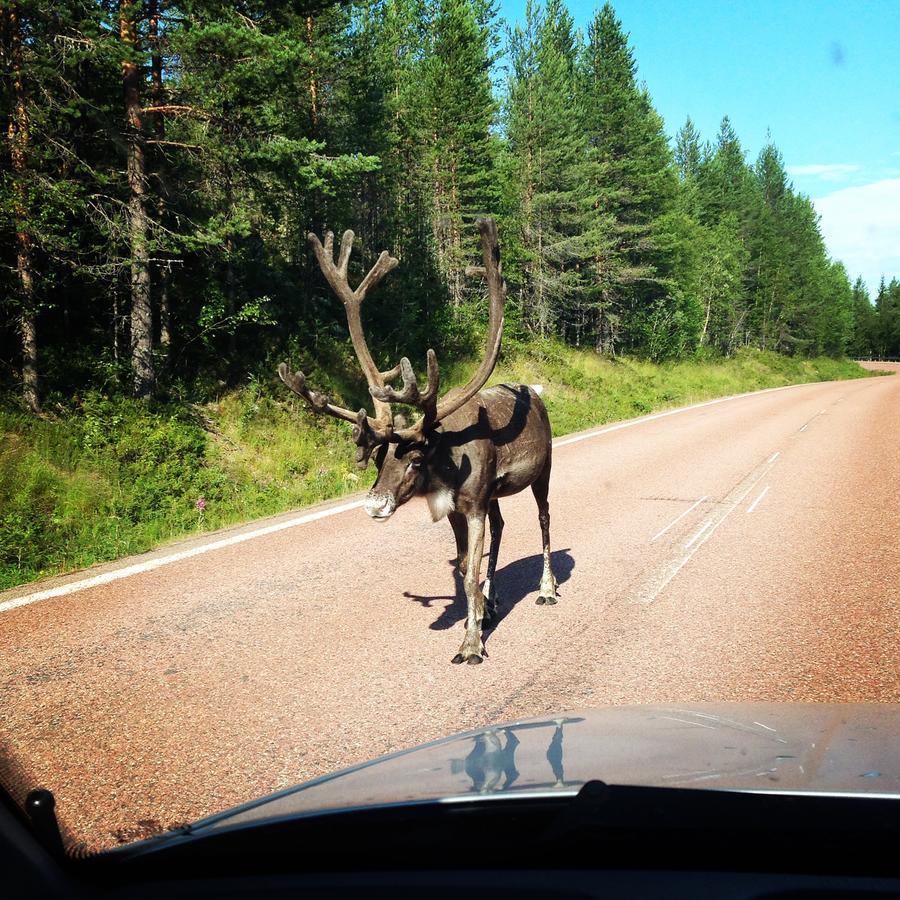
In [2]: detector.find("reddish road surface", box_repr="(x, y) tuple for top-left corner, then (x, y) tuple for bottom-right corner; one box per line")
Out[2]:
(2, 371), (899, 850)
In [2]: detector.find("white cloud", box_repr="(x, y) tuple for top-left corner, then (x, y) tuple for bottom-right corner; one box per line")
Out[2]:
(814, 179), (900, 293)
(786, 163), (861, 181)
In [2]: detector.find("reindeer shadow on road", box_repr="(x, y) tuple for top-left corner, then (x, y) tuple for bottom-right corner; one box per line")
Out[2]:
(404, 548), (575, 636)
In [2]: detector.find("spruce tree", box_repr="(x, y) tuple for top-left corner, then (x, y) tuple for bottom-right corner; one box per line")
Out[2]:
(580, 2), (682, 356)
(848, 277), (875, 357)
(1, 1), (38, 408)
(418, 0), (499, 307)
(873, 278), (900, 358)
(674, 116), (703, 183)
(505, 0), (601, 340)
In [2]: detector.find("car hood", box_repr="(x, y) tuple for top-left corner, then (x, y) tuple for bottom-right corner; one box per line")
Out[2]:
(194, 703), (899, 833)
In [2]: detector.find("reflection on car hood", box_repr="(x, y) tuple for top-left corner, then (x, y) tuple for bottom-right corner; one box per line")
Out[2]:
(197, 703), (899, 832)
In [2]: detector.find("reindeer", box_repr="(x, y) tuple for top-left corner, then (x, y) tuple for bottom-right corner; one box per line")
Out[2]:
(278, 218), (558, 664)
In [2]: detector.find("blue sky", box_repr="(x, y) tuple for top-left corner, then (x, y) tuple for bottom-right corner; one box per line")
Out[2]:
(496, 0), (900, 294)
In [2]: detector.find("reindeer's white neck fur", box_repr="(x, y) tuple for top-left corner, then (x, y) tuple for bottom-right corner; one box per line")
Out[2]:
(427, 487), (455, 522)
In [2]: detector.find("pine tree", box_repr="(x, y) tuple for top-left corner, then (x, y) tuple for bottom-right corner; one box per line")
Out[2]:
(505, 0), (601, 339)
(161, 1), (377, 374)
(580, 2), (682, 355)
(418, 0), (499, 306)
(1, 1), (118, 399)
(333, 0), (447, 359)
(674, 116), (703, 184)
(118, 0), (154, 397)
(848, 277), (875, 357)
(873, 278), (900, 358)
(692, 117), (757, 350)
(751, 140), (790, 350)
(1, 1), (38, 409)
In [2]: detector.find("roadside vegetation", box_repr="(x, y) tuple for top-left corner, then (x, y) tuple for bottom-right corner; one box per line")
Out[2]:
(0, 346), (871, 591)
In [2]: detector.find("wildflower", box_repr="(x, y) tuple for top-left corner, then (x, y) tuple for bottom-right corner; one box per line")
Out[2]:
(195, 497), (206, 512)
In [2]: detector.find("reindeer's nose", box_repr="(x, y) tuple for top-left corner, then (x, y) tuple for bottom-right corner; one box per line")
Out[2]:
(364, 491), (396, 519)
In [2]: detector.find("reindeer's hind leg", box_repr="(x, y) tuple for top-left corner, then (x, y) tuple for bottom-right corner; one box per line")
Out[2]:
(532, 460), (558, 605)
(483, 500), (504, 626)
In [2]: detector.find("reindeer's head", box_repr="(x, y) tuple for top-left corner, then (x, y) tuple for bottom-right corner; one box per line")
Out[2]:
(363, 435), (436, 519)
(278, 219), (505, 521)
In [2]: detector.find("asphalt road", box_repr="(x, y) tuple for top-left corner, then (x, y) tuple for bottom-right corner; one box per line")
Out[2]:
(1, 369), (898, 850)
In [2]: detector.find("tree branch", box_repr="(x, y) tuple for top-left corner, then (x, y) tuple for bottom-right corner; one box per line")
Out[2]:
(146, 139), (202, 149)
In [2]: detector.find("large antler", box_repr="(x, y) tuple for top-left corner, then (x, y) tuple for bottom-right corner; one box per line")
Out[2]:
(277, 229), (399, 466)
(307, 230), (399, 425)
(370, 349), (441, 430)
(278, 219), (505, 457)
(390, 217), (505, 441)
(276, 363), (394, 467)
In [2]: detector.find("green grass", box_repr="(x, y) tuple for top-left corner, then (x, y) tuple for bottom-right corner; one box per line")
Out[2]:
(0, 345), (874, 591)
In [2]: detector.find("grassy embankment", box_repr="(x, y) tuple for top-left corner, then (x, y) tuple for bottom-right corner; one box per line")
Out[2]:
(0, 344), (873, 591)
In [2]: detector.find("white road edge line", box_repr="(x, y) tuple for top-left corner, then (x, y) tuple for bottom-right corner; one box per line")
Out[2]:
(767, 451), (780, 463)
(0, 499), (365, 614)
(0, 379), (816, 614)
(650, 495), (708, 543)
(746, 485), (770, 514)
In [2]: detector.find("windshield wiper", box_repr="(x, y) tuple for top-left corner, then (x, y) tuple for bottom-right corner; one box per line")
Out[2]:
(24, 789), (66, 861)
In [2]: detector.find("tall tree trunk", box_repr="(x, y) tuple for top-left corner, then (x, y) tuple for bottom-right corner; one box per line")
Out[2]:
(699, 295), (711, 346)
(120, 0), (154, 398)
(148, 0), (170, 354)
(225, 234), (237, 361)
(4, 2), (39, 411)
(306, 15), (318, 130)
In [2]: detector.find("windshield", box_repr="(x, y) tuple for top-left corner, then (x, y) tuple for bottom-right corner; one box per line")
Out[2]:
(0, 0), (897, 856)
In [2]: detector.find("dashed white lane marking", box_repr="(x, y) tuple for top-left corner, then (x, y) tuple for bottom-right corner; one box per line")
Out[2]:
(634, 450), (781, 605)
(746, 485), (770, 514)
(0, 500), (365, 614)
(798, 408), (828, 433)
(1, 377), (824, 615)
(650, 495), (708, 543)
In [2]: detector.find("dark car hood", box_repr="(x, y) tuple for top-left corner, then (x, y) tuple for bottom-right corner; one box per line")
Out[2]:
(194, 703), (899, 833)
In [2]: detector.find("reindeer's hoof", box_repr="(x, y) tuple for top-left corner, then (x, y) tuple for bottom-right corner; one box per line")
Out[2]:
(537, 595), (558, 606)
(452, 647), (486, 664)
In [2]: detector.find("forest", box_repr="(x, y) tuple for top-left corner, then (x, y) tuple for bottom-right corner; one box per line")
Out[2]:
(0, 0), (897, 587)
(2, 0), (898, 412)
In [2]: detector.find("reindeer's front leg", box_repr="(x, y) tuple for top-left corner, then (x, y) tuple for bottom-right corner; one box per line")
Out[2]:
(452, 512), (487, 665)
